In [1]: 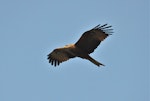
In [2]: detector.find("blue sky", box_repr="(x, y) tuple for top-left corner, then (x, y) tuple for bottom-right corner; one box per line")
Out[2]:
(0, 0), (149, 101)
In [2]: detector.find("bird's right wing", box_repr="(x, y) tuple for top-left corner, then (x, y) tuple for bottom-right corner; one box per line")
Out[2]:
(47, 47), (75, 66)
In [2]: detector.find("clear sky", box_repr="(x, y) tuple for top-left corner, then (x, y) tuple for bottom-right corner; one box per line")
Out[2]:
(0, 0), (149, 101)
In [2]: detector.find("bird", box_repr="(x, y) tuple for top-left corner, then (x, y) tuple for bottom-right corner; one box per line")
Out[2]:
(47, 24), (113, 67)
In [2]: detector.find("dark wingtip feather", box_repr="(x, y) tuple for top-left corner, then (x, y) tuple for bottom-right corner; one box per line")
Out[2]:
(93, 24), (113, 34)
(54, 60), (56, 66)
(49, 58), (52, 63)
(57, 61), (60, 65)
(47, 54), (60, 66)
(93, 24), (101, 29)
(100, 24), (108, 28)
(101, 25), (112, 29)
(51, 60), (53, 65)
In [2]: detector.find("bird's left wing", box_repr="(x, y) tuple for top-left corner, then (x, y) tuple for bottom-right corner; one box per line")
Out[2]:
(75, 24), (113, 54)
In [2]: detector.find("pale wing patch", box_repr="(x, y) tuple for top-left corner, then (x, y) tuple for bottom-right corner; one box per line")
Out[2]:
(47, 48), (71, 66)
(49, 49), (69, 62)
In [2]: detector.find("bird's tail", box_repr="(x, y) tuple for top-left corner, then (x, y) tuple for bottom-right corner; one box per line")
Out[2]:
(87, 55), (104, 67)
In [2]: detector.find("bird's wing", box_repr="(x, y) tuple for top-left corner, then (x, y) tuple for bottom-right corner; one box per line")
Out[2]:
(47, 46), (75, 66)
(75, 24), (113, 54)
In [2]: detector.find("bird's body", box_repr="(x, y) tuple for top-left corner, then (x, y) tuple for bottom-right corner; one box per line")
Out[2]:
(47, 24), (113, 67)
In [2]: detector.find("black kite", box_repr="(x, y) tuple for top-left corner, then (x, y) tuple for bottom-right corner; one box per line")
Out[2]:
(47, 24), (113, 67)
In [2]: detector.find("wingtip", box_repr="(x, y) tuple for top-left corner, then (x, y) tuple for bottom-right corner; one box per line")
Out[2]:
(100, 24), (108, 28)
(93, 24), (101, 29)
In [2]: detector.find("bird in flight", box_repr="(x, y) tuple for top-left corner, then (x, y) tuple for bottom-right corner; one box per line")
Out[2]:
(47, 24), (113, 67)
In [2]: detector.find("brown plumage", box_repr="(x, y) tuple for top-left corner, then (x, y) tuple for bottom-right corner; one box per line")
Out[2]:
(47, 24), (113, 67)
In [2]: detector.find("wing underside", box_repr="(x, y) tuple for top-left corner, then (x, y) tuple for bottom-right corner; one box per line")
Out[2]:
(75, 24), (113, 54)
(47, 47), (76, 66)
